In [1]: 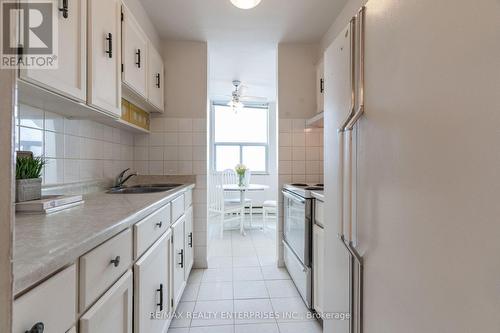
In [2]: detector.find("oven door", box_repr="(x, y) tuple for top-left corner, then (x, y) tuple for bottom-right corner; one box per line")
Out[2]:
(282, 190), (311, 266)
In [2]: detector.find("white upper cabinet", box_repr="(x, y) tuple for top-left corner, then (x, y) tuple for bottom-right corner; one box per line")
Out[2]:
(87, 0), (122, 117)
(121, 3), (148, 98)
(20, 0), (87, 102)
(316, 57), (325, 113)
(147, 43), (164, 111)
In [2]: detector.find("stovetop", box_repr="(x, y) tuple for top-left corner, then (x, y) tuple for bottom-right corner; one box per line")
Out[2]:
(283, 183), (324, 199)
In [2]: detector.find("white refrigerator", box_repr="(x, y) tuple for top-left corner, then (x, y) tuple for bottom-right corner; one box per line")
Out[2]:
(323, 1), (500, 333)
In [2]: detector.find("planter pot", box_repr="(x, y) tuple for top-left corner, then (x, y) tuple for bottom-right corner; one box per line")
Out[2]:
(16, 178), (42, 202)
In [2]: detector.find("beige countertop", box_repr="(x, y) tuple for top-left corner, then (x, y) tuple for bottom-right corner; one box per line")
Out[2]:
(14, 181), (195, 296)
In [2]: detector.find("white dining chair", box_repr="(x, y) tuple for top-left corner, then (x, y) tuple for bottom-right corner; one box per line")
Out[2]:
(262, 200), (277, 231)
(209, 171), (245, 238)
(222, 169), (254, 227)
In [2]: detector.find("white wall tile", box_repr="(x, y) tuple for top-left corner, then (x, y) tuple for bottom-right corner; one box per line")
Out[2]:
(149, 146), (164, 161)
(178, 132), (193, 146)
(19, 104), (43, 129)
(164, 161), (178, 174)
(44, 159), (64, 184)
(164, 118), (179, 132)
(149, 132), (164, 146)
(44, 111), (64, 133)
(164, 146), (178, 161)
(44, 131), (64, 158)
(64, 159), (80, 183)
(178, 146), (193, 161)
(149, 161), (164, 175)
(178, 118), (193, 132)
(165, 132), (178, 146)
(19, 126), (44, 156)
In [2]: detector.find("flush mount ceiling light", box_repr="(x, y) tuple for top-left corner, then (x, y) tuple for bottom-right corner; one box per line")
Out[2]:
(230, 0), (262, 10)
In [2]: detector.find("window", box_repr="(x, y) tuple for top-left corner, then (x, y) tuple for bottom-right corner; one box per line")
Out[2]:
(213, 104), (269, 173)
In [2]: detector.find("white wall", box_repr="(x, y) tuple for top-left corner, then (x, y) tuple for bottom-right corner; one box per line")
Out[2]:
(277, 43), (320, 119)
(163, 41), (208, 118)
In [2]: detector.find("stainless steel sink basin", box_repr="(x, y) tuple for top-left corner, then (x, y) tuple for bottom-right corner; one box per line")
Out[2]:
(107, 183), (183, 194)
(129, 183), (183, 189)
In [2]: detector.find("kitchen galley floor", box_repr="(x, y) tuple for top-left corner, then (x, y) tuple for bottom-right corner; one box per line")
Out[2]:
(168, 216), (322, 333)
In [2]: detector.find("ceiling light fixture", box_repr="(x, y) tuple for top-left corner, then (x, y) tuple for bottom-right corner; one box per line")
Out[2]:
(230, 0), (262, 10)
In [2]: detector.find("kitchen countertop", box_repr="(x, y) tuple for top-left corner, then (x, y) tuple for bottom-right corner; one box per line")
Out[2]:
(14, 182), (195, 296)
(311, 190), (324, 201)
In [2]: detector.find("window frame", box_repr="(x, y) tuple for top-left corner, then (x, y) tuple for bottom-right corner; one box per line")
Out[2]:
(211, 101), (270, 175)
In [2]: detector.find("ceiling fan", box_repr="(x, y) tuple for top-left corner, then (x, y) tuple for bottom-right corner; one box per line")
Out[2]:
(227, 80), (267, 112)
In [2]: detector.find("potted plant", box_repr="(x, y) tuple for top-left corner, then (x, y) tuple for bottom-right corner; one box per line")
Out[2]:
(235, 164), (248, 187)
(16, 156), (45, 202)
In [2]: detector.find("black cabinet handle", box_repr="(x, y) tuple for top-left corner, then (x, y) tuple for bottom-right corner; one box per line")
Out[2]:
(179, 249), (184, 268)
(110, 255), (120, 267)
(136, 49), (141, 68)
(156, 221), (163, 228)
(320, 78), (324, 93)
(156, 73), (161, 88)
(59, 0), (68, 19)
(188, 232), (193, 248)
(105, 33), (113, 58)
(156, 283), (164, 311)
(25, 322), (44, 333)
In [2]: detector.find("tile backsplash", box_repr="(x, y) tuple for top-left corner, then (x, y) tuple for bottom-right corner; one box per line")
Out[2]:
(16, 104), (134, 185)
(134, 115), (208, 268)
(279, 118), (324, 184)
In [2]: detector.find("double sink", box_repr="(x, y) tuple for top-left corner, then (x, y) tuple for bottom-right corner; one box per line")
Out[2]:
(108, 183), (183, 194)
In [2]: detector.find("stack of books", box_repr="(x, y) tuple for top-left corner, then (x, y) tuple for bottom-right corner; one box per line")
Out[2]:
(16, 195), (84, 214)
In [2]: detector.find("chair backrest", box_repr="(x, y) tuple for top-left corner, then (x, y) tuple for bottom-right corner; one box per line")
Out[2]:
(208, 171), (224, 213)
(222, 169), (237, 185)
(244, 169), (252, 186)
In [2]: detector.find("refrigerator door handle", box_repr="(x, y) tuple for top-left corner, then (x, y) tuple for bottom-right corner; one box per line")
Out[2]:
(339, 17), (358, 132)
(346, 6), (366, 131)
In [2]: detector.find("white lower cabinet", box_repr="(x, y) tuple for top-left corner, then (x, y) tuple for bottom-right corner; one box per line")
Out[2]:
(313, 224), (325, 314)
(13, 265), (76, 333)
(184, 206), (194, 280)
(80, 270), (133, 333)
(171, 216), (186, 308)
(134, 230), (171, 333)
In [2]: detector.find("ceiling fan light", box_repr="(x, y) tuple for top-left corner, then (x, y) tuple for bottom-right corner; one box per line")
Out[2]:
(230, 0), (262, 10)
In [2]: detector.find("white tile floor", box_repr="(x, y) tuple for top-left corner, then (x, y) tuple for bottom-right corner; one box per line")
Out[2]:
(168, 216), (322, 333)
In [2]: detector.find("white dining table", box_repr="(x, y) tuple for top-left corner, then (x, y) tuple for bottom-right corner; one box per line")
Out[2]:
(222, 184), (269, 204)
(222, 184), (269, 234)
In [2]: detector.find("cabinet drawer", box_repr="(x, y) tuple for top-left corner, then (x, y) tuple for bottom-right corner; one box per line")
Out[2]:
(80, 229), (133, 311)
(13, 265), (77, 333)
(134, 204), (171, 259)
(171, 194), (185, 222)
(315, 199), (324, 227)
(184, 189), (192, 209)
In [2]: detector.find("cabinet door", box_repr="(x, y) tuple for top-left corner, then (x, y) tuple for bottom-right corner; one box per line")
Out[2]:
(313, 224), (325, 314)
(316, 57), (325, 113)
(184, 206), (194, 280)
(121, 4), (148, 98)
(147, 43), (164, 111)
(134, 231), (171, 333)
(80, 270), (132, 333)
(87, 0), (122, 116)
(21, 0), (86, 102)
(171, 217), (186, 308)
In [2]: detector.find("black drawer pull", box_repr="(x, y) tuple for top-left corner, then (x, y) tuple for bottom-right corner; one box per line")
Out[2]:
(156, 221), (163, 228)
(59, 0), (68, 19)
(136, 49), (141, 68)
(105, 33), (113, 58)
(157, 283), (164, 311)
(179, 249), (184, 268)
(25, 322), (44, 333)
(156, 73), (161, 88)
(110, 255), (120, 267)
(188, 232), (193, 248)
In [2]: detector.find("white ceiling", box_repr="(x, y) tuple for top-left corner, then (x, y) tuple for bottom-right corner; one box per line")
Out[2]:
(140, 0), (348, 43)
(140, 0), (348, 101)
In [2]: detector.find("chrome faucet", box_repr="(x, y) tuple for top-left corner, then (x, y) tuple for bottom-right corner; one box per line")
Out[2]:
(115, 168), (137, 188)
